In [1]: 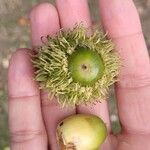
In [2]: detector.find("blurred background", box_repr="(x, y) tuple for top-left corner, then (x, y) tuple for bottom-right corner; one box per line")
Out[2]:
(0, 0), (150, 149)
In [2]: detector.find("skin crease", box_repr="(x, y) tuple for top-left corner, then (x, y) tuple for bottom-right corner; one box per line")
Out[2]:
(8, 0), (150, 150)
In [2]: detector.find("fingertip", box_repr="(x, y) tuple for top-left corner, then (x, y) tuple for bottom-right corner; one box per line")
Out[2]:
(8, 48), (31, 77)
(29, 2), (60, 46)
(29, 2), (57, 21)
(98, 0), (141, 38)
(56, 0), (91, 29)
(8, 48), (39, 98)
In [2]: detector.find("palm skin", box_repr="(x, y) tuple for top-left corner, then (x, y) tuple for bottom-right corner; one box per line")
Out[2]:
(8, 0), (150, 150)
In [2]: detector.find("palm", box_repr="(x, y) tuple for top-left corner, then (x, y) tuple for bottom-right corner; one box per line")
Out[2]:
(8, 0), (150, 150)
(114, 134), (150, 150)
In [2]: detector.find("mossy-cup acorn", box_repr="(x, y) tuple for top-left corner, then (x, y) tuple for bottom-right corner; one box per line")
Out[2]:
(56, 114), (107, 150)
(33, 24), (120, 106)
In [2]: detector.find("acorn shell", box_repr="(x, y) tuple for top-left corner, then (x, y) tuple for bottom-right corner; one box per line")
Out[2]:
(56, 114), (107, 150)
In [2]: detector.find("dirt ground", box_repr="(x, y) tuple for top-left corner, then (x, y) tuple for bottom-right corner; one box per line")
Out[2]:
(0, 0), (150, 149)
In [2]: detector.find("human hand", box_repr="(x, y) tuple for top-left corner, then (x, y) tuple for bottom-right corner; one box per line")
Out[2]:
(8, 0), (150, 150)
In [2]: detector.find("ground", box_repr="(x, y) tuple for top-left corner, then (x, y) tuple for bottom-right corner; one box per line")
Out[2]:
(0, 0), (150, 149)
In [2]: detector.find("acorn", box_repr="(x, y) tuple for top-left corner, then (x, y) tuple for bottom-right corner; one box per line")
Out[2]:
(56, 114), (107, 150)
(68, 46), (104, 86)
(33, 24), (120, 106)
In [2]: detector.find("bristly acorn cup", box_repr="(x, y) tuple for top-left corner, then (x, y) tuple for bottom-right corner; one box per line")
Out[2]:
(32, 24), (120, 107)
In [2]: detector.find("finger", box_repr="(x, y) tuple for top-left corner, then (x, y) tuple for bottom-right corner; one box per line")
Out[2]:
(56, 0), (111, 131)
(56, 0), (91, 29)
(29, 3), (76, 149)
(30, 3), (59, 47)
(8, 49), (47, 150)
(99, 0), (150, 134)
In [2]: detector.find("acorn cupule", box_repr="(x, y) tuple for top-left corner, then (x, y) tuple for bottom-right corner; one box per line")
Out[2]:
(32, 24), (120, 106)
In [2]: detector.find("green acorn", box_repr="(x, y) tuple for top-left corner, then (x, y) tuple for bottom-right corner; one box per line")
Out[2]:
(68, 46), (104, 85)
(33, 25), (120, 106)
(56, 114), (107, 150)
